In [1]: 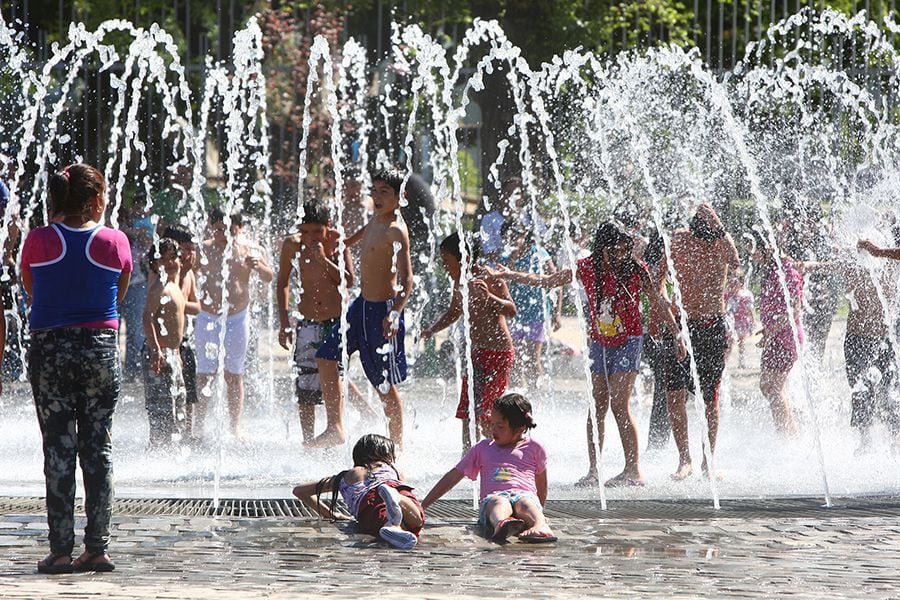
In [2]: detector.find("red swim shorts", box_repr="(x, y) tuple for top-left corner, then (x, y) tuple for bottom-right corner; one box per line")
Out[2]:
(456, 348), (515, 423)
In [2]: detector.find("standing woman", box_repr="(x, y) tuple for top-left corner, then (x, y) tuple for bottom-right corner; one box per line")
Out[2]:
(576, 221), (684, 487)
(22, 164), (131, 574)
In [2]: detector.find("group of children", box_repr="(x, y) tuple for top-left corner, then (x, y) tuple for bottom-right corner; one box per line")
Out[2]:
(293, 393), (557, 550)
(276, 170), (560, 549)
(275, 168), (564, 457)
(138, 210), (274, 450)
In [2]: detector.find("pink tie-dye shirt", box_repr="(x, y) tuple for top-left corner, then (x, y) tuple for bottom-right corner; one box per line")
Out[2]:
(455, 437), (547, 501)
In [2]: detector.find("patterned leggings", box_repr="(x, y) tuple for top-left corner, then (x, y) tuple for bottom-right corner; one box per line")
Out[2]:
(29, 328), (120, 556)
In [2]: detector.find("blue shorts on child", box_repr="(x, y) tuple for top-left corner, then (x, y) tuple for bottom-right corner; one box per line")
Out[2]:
(315, 295), (408, 390)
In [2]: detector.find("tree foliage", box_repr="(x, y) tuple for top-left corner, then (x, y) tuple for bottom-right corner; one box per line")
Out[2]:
(258, 3), (345, 198)
(7, 0), (900, 68)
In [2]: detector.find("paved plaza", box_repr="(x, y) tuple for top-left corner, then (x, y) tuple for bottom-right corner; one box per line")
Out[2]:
(3, 317), (898, 598)
(2, 496), (900, 598)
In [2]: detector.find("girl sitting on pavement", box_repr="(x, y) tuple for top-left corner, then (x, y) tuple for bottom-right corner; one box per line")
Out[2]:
(422, 393), (557, 543)
(292, 434), (424, 550)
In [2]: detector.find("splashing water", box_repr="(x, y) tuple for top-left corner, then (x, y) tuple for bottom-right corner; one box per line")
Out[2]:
(1, 9), (899, 505)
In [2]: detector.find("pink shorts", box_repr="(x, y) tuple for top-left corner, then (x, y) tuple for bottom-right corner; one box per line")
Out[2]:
(761, 338), (798, 373)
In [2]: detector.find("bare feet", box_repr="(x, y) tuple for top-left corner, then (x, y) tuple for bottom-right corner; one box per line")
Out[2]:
(518, 524), (558, 543)
(303, 427), (346, 449)
(671, 462), (693, 481)
(699, 458), (725, 481)
(604, 471), (646, 488)
(574, 471), (599, 488)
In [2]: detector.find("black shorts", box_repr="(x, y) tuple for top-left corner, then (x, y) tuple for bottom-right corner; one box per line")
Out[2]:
(179, 338), (198, 405)
(665, 316), (728, 403)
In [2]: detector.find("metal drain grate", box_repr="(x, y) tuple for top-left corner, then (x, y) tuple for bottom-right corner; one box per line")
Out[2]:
(0, 497), (319, 519)
(4, 496), (900, 520)
(542, 497), (900, 520)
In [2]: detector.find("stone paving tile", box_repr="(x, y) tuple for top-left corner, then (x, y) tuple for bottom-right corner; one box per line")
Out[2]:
(2, 511), (900, 598)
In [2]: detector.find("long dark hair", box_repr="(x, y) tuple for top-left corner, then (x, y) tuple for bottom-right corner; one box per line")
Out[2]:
(590, 220), (636, 304)
(315, 434), (399, 521)
(48, 163), (105, 219)
(351, 433), (397, 468)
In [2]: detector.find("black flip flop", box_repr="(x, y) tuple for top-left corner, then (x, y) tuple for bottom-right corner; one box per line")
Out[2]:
(73, 551), (116, 572)
(491, 518), (526, 543)
(37, 553), (74, 575)
(519, 532), (558, 544)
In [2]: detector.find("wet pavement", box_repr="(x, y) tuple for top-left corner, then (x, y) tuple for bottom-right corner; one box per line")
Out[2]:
(3, 316), (898, 597)
(2, 497), (900, 598)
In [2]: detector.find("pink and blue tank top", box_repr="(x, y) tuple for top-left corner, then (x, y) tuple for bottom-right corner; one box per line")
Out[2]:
(21, 223), (133, 330)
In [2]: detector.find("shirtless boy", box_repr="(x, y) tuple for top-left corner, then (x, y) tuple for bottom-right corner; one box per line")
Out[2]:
(276, 203), (375, 441)
(845, 239), (900, 446)
(195, 209), (274, 439)
(162, 226), (201, 438)
(142, 238), (188, 449)
(422, 233), (517, 452)
(311, 169), (414, 448)
(666, 203), (740, 479)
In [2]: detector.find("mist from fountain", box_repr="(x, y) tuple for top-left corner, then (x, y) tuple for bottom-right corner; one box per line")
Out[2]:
(0, 8), (898, 506)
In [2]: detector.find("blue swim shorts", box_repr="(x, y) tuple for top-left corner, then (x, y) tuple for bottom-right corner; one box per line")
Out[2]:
(478, 490), (541, 526)
(589, 336), (643, 376)
(315, 296), (407, 390)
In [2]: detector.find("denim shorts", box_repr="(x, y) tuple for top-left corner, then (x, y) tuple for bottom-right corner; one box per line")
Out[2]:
(589, 336), (643, 376)
(478, 490), (540, 525)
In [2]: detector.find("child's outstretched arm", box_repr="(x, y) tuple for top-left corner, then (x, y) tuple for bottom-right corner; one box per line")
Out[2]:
(292, 478), (349, 520)
(345, 224), (367, 247)
(275, 236), (297, 349)
(859, 239), (900, 260)
(421, 287), (463, 340)
(421, 468), (465, 510)
(489, 264), (573, 288)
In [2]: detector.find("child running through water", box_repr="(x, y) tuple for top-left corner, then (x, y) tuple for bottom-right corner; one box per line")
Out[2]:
(292, 434), (424, 550)
(421, 233), (517, 452)
(276, 203), (377, 442)
(422, 393), (556, 544)
(142, 238), (188, 450)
